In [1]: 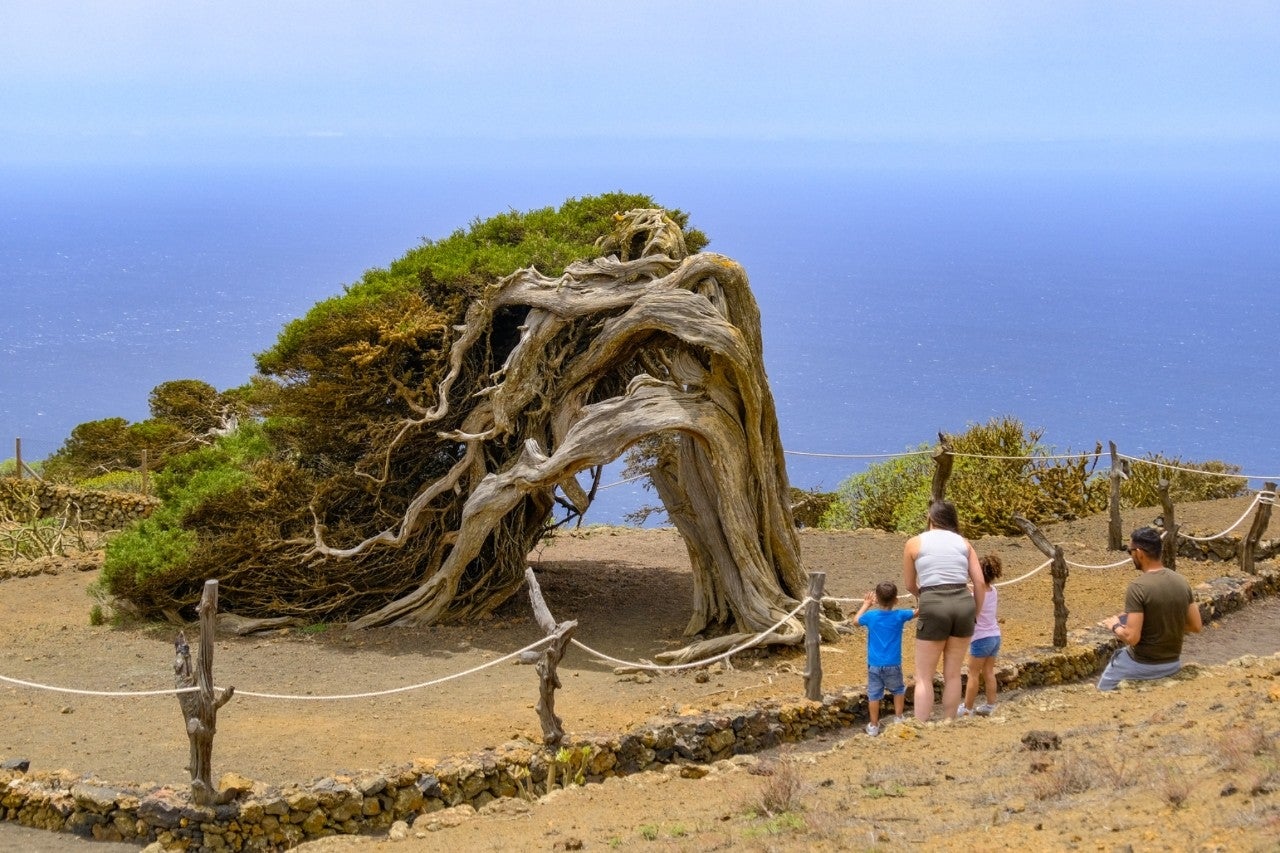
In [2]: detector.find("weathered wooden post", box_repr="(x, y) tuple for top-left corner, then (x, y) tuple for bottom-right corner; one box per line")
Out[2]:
(1157, 479), (1178, 570)
(523, 567), (577, 746)
(14, 438), (21, 481)
(1108, 442), (1125, 550)
(803, 572), (825, 701)
(174, 580), (234, 806)
(1241, 482), (1276, 575)
(930, 432), (954, 503)
(1013, 516), (1070, 648)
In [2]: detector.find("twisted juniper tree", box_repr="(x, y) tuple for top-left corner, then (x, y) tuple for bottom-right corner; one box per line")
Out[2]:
(105, 196), (837, 659)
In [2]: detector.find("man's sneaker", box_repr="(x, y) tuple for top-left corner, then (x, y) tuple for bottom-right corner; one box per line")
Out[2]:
(956, 705), (972, 717)
(891, 715), (906, 724)
(975, 703), (997, 716)
(865, 723), (880, 737)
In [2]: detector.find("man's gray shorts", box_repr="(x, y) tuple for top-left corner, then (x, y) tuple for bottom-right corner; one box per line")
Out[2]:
(1097, 646), (1182, 691)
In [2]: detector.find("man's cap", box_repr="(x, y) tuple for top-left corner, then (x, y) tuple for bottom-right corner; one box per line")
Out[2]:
(1130, 526), (1163, 554)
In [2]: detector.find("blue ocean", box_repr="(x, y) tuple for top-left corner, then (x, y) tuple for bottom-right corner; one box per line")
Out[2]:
(3, 162), (1278, 524)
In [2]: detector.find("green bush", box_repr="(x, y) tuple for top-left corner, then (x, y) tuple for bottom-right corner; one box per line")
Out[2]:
(820, 446), (934, 531)
(100, 424), (271, 600)
(1120, 454), (1246, 506)
(823, 417), (1107, 537)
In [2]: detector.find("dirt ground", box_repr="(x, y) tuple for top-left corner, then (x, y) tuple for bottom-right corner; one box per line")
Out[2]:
(2, 495), (1278, 851)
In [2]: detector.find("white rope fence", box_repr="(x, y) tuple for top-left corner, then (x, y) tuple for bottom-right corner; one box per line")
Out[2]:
(592, 446), (1279, 491)
(0, 598), (812, 701)
(0, 635), (556, 702)
(0, 674), (197, 698)
(1117, 453), (1279, 483)
(570, 599), (810, 673)
(231, 635), (554, 701)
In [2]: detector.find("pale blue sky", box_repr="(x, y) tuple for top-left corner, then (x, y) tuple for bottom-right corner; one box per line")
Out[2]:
(2, 1), (1278, 168)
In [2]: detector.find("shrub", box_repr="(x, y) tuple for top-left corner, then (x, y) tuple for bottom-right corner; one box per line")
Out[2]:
(823, 417), (1108, 537)
(100, 424), (273, 605)
(821, 445), (933, 531)
(1120, 453), (1246, 507)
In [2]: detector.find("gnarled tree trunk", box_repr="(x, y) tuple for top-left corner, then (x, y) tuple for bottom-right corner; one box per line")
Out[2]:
(322, 210), (838, 655)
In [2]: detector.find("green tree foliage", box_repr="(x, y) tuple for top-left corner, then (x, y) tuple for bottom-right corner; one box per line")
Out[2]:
(823, 417), (1108, 537)
(257, 192), (705, 465)
(43, 417), (134, 481)
(42, 379), (246, 484)
(100, 423), (314, 613)
(102, 193), (709, 620)
(148, 379), (224, 434)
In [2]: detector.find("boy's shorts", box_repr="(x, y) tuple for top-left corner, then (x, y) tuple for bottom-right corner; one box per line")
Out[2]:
(969, 635), (1001, 658)
(867, 664), (905, 700)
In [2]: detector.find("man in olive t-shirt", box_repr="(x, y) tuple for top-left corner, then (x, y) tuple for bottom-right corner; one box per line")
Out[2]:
(1097, 526), (1202, 691)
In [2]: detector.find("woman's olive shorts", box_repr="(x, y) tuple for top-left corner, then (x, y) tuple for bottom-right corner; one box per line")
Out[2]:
(915, 585), (976, 641)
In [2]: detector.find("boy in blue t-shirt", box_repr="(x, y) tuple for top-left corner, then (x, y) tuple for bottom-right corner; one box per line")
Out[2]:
(854, 581), (917, 736)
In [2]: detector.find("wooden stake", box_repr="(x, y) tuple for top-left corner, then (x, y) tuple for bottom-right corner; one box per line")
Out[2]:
(523, 567), (577, 746)
(1158, 479), (1178, 570)
(803, 572), (825, 701)
(174, 580), (234, 806)
(1108, 441), (1124, 550)
(930, 433), (954, 503)
(1241, 482), (1276, 575)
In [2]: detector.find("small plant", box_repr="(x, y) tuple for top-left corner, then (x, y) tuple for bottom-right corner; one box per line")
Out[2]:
(742, 811), (806, 838)
(301, 622), (329, 635)
(1029, 752), (1098, 800)
(751, 750), (806, 816)
(1214, 722), (1276, 772)
(547, 744), (595, 791)
(861, 783), (904, 799)
(638, 823), (659, 841)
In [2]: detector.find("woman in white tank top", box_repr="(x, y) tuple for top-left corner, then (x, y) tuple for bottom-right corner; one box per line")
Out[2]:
(903, 499), (985, 722)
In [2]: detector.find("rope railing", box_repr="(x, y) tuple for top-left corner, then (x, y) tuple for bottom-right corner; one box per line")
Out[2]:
(0, 636), (556, 702)
(1117, 453), (1280, 483)
(1178, 492), (1267, 542)
(591, 446), (1278, 491)
(0, 674), (197, 698)
(569, 599), (810, 673)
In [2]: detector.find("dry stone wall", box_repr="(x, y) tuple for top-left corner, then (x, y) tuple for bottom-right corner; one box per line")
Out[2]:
(1, 566), (1276, 852)
(0, 480), (157, 530)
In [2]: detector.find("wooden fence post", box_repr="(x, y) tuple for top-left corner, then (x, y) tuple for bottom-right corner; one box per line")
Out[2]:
(174, 580), (234, 806)
(1157, 479), (1178, 570)
(1241, 482), (1277, 575)
(803, 572), (825, 701)
(1013, 515), (1070, 648)
(14, 438), (21, 481)
(523, 567), (577, 746)
(1108, 441), (1124, 550)
(930, 433), (954, 503)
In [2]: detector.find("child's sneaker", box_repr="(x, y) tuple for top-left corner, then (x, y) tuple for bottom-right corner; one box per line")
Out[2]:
(891, 715), (906, 724)
(956, 705), (972, 718)
(865, 723), (880, 736)
(975, 703), (997, 716)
